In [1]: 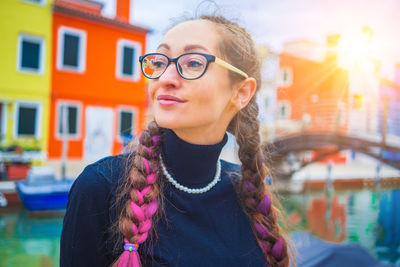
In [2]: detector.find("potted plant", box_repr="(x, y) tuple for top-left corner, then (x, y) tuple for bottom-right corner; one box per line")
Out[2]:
(3, 139), (32, 180)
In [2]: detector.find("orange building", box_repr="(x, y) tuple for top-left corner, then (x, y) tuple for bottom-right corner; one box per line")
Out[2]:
(277, 36), (350, 134)
(48, 0), (149, 161)
(277, 36), (350, 163)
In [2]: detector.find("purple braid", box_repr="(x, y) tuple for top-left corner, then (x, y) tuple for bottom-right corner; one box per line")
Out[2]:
(233, 99), (289, 267)
(113, 121), (164, 267)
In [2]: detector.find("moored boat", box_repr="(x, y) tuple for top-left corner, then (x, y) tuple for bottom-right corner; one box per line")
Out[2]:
(15, 167), (74, 212)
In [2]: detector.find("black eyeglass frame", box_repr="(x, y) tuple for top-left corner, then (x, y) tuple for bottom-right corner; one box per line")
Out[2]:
(138, 52), (248, 80)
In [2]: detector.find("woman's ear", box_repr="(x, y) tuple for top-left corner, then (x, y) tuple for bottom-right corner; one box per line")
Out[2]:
(231, 77), (257, 110)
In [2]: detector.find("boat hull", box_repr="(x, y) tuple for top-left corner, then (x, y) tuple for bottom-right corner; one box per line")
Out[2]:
(16, 180), (74, 211)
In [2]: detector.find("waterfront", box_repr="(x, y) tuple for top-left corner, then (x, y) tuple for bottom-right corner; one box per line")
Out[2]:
(1, 188), (399, 266)
(0, 207), (62, 267)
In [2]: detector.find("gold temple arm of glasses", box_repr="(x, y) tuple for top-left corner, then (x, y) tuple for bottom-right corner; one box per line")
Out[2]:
(215, 57), (248, 78)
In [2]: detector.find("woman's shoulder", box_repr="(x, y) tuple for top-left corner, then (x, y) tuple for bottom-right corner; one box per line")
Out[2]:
(220, 159), (241, 173)
(220, 159), (241, 183)
(90, 153), (130, 183)
(220, 159), (272, 185)
(70, 153), (130, 196)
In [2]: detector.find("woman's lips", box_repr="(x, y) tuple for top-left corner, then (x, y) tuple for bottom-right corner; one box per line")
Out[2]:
(157, 95), (185, 106)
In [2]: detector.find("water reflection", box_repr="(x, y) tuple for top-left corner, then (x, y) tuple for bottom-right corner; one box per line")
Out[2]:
(376, 189), (400, 263)
(307, 194), (346, 242)
(283, 188), (400, 265)
(0, 209), (63, 267)
(347, 190), (379, 255)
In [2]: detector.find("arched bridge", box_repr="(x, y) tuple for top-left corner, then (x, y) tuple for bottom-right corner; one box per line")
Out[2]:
(263, 133), (400, 179)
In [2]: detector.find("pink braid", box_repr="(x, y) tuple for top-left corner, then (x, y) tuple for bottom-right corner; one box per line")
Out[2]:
(118, 166), (159, 266)
(115, 121), (164, 267)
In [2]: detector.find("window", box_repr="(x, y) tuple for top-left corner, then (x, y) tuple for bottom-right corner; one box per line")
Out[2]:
(57, 26), (87, 73)
(116, 39), (141, 81)
(21, 0), (46, 5)
(56, 102), (81, 139)
(264, 97), (270, 109)
(14, 101), (42, 138)
(352, 94), (363, 110)
(17, 34), (45, 74)
(0, 103), (6, 141)
(311, 94), (319, 103)
(278, 101), (291, 120)
(278, 67), (293, 87)
(117, 107), (137, 140)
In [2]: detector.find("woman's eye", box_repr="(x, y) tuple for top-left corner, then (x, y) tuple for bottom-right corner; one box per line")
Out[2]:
(187, 60), (203, 68)
(152, 60), (166, 69)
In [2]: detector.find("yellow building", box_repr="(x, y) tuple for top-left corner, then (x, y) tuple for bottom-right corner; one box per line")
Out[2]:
(0, 0), (53, 155)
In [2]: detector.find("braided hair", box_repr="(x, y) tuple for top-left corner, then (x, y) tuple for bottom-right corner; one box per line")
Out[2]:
(233, 99), (289, 266)
(112, 121), (165, 266)
(112, 15), (292, 267)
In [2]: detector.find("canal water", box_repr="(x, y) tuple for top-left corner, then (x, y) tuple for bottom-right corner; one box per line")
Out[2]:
(0, 188), (399, 266)
(281, 188), (400, 265)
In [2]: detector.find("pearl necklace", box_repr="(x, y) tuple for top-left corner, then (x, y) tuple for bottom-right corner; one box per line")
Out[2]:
(159, 154), (221, 194)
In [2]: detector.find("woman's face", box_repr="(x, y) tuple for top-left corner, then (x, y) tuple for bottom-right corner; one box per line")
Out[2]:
(148, 19), (239, 144)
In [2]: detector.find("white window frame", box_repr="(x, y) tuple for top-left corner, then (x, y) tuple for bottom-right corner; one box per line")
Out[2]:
(0, 102), (7, 143)
(57, 26), (87, 73)
(20, 0), (46, 6)
(311, 94), (319, 103)
(55, 100), (82, 140)
(13, 100), (42, 139)
(116, 39), (141, 81)
(116, 106), (138, 142)
(278, 100), (291, 120)
(278, 67), (293, 87)
(17, 33), (45, 74)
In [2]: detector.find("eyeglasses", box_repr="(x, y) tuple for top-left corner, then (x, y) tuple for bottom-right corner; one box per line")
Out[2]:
(138, 52), (248, 80)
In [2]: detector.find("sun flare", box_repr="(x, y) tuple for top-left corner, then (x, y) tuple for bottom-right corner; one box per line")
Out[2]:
(337, 26), (388, 73)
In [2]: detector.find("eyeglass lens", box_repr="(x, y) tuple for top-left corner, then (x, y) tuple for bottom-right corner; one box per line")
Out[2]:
(141, 54), (208, 79)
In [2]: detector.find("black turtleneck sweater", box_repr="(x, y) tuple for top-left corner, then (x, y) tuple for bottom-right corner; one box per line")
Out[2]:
(60, 130), (266, 267)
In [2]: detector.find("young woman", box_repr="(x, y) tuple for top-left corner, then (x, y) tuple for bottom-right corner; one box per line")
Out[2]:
(60, 15), (291, 267)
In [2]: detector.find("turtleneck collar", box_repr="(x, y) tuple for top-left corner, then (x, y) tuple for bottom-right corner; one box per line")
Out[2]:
(161, 129), (228, 188)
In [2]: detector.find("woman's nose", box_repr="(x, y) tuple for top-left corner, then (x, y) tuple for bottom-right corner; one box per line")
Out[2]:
(158, 62), (181, 88)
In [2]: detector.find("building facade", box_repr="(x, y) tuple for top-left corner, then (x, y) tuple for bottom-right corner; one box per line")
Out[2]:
(277, 36), (350, 136)
(0, 0), (53, 154)
(48, 0), (149, 162)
